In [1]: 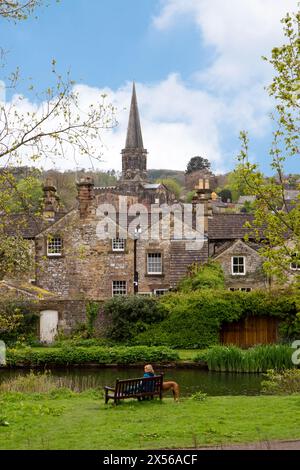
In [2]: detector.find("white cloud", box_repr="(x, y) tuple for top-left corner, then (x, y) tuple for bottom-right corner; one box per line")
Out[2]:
(2, 72), (274, 174)
(3, 1), (297, 174)
(154, 0), (297, 90)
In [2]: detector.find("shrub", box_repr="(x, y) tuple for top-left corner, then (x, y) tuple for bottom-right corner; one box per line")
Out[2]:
(195, 345), (295, 373)
(178, 261), (225, 292)
(190, 391), (208, 401)
(103, 296), (167, 343)
(86, 301), (100, 338)
(6, 345), (179, 367)
(132, 289), (298, 349)
(0, 300), (39, 345)
(261, 369), (300, 394)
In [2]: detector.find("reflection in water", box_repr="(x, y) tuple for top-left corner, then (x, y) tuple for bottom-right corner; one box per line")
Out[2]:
(0, 367), (263, 396)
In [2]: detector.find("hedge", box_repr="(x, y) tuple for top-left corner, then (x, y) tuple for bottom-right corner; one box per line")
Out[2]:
(132, 289), (298, 349)
(6, 346), (179, 367)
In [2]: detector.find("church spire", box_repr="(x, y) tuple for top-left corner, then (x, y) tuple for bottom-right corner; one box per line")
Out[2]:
(125, 82), (144, 149)
(121, 82), (147, 181)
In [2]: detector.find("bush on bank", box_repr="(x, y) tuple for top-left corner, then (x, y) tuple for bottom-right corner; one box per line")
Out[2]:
(131, 289), (298, 349)
(6, 345), (179, 367)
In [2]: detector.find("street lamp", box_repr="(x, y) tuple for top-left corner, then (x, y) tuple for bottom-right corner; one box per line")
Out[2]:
(134, 225), (142, 294)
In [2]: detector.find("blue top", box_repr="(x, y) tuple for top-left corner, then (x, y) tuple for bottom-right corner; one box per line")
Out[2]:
(143, 372), (154, 378)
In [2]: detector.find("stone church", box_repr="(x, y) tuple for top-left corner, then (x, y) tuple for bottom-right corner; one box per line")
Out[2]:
(3, 84), (270, 340)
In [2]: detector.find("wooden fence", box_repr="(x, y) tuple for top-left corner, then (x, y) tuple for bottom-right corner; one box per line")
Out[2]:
(220, 316), (279, 348)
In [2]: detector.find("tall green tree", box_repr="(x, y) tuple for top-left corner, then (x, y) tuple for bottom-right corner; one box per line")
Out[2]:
(236, 9), (300, 280)
(185, 156), (211, 174)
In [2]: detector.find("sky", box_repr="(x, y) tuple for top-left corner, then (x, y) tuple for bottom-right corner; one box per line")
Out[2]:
(0, 0), (299, 175)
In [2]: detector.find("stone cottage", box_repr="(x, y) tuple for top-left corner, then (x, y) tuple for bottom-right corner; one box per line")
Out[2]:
(4, 83), (288, 340)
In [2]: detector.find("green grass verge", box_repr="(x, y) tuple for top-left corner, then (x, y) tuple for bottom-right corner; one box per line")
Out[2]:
(177, 350), (206, 360)
(0, 392), (299, 449)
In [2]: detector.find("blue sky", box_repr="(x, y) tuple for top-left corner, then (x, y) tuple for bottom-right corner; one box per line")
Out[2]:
(0, 0), (298, 174)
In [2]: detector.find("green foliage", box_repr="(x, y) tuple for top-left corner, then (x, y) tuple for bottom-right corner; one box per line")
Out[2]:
(0, 300), (38, 345)
(148, 169), (185, 186)
(218, 188), (232, 203)
(177, 261), (225, 292)
(155, 178), (182, 199)
(6, 176), (43, 213)
(133, 289), (298, 349)
(196, 345), (294, 373)
(6, 346), (179, 367)
(186, 156), (211, 174)
(0, 235), (32, 280)
(103, 295), (167, 343)
(236, 9), (300, 278)
(190, 391), (207, 402)
(85, 301), (100, 338)
(261, 369), (300, 395)
(185, 190), (196, 203)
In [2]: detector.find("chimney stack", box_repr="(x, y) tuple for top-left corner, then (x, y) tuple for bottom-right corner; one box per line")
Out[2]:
(42, 178), (60, 220)
(192, 178), (212, 235)
(76, 176), (95, 218)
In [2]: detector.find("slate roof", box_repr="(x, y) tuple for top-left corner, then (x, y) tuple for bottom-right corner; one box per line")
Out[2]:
(208, 214), (256, 240)
(2, 212), (66, 238)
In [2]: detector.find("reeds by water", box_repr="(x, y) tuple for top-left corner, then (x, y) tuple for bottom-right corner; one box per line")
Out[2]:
(197, 344), (294, 373)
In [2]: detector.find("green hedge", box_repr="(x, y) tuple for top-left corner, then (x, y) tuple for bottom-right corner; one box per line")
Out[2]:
(132, 290), (298, 349)
(6, 346), (179, 367)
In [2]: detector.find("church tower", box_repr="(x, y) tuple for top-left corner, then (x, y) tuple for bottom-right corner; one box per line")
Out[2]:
(121, 83), (147, 181)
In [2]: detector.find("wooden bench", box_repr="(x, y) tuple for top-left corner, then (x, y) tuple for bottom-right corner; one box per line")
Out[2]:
(104, 374), (164, 404)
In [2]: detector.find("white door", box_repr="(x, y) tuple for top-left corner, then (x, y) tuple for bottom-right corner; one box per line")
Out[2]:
(40, 310), (58, 344)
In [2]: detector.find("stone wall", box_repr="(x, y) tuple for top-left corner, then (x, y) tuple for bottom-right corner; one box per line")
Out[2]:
(36, 210), (135, 300)
(215, 240), (268, 290)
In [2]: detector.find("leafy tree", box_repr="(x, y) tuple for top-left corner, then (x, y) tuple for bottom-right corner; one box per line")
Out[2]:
(236, 9), (300, 280)
(185, 156), (211, 174)
(155, 178), (182, 199)
(103, 296), (166, 343)
(185, 190), (196, 203)
(218, 188), (232, 203)
(0, 0), (43, 20)
(5, 176), (43, 213)
(0, 1), (115, 276)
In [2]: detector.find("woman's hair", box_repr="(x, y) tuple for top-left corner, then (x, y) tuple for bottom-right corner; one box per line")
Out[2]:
(144, 364), (155, 374)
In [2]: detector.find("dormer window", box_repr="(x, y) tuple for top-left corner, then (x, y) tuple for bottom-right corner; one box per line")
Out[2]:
(231, 256), (246, 275)
(47, 236), (63, 257)
(112, 238), (125, 252)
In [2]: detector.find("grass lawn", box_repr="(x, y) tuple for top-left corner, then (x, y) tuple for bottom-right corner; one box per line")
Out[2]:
(177, 350), (204, 361)
(0, 392), (299, 450)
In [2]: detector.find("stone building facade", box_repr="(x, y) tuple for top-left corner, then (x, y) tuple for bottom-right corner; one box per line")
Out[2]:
(33, 84), (271, 302)
(7, 83), (285, 339)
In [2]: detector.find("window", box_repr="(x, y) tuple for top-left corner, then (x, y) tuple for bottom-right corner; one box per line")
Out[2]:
(47, 236), (63, 257)
(112, 281), (127, 297)
(228, 287), (252, 292)
(154, 289), (168, 296)
(147, 253), (162, 275)
(290, 254), (300, 271)
(231, 256), (246, 275)
(112, 238), (125, 252)
(138, 292), (153, 297)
